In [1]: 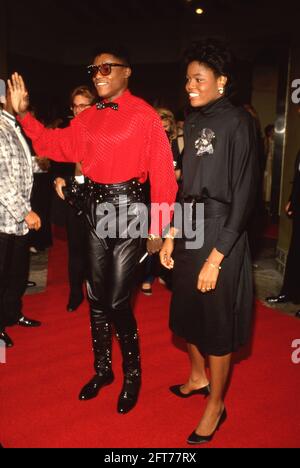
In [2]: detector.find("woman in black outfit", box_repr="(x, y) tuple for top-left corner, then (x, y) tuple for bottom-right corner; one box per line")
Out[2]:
(160, 40), (258, 444)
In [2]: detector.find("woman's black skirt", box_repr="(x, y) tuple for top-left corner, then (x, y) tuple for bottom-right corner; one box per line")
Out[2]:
(170, 199), (254, 356)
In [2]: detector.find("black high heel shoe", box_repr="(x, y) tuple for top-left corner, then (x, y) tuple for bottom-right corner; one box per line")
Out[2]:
(187, 408), (227, 445)
(169, 383), (210, 398)
(0, 331), (14, 348)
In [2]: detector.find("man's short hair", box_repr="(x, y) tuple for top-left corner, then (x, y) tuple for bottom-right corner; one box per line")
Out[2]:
(93, 45), (131, 67)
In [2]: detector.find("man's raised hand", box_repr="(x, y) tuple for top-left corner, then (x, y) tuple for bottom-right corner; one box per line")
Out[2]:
(7, 73), (29, 116)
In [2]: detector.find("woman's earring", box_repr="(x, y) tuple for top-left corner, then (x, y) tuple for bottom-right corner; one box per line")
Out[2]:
(218, 87), (224, 95)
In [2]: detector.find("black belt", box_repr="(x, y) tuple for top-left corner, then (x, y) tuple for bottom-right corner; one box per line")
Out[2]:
(182, 197), (230, 219)
(85, 178), (145, 204)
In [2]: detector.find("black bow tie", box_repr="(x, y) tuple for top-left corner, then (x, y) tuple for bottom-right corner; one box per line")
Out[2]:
(96, 101), (119, 111)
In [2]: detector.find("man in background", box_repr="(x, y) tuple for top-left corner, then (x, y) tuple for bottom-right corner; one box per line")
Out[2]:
(53, 85), (96, 312)
(0, 79), (41, 348)
(266, 149), (300, 318)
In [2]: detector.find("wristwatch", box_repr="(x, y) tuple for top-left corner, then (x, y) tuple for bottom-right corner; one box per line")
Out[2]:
(147, 234), (161, 241)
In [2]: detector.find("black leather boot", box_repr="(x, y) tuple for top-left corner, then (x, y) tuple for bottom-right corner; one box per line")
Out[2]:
(79, 318), (114, 401)
(117, 331), (141, 414)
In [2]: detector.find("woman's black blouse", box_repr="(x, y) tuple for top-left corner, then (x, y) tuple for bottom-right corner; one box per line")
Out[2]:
(182, 97), (258, 256)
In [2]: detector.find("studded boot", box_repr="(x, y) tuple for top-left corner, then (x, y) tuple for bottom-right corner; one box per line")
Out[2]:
(79, 315), (114, 401)
(116, 331), (141, 414)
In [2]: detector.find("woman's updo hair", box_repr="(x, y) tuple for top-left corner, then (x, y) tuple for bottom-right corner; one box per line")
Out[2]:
(184, 38), (235, 92)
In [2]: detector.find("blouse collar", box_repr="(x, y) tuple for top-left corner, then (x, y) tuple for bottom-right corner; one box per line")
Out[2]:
(196, 96), (232, 117)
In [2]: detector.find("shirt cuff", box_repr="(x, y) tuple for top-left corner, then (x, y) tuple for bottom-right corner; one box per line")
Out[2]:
(215, 227), (240, 257)
(16, 112), (31, 124)
(149, 204), (174, 237)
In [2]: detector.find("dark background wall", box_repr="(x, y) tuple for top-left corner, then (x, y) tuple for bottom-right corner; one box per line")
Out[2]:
(2, 0), (300, 259)
(3, 0), (297, 121)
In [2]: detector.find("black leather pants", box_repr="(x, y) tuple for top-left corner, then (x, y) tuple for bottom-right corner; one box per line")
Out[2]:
(85, 179), (145, 378)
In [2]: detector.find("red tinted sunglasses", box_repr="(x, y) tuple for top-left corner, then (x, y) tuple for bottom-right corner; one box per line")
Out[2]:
(87, 63), (128, 77)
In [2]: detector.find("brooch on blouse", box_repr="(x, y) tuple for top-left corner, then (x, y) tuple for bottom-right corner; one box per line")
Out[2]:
(195, 128), (216, 156)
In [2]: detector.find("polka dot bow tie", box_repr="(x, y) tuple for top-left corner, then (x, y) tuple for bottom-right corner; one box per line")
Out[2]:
(96, 101), (119, 111)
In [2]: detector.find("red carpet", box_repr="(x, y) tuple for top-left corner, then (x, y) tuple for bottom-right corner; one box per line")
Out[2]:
(0, 233), (300, 448)
(263, 223), (279, 240)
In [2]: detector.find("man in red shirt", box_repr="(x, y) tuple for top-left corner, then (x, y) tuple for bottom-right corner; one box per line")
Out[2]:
(9, 46), (177, 414)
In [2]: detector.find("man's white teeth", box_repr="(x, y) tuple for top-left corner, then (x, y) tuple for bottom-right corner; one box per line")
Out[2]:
(189, 93), (200, 97)
(97, 82), (108, 86)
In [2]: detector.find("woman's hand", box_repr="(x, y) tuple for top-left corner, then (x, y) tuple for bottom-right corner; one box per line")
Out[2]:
(197, 248), (224, 293)
(197, 262), (220, 293)
(160, 239), (175, 270)
(54, 177), (66, 200)
(7, 73), (29, 116)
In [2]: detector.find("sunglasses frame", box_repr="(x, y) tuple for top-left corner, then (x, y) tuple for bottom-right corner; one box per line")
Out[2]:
(87, 63), (128, 77)
(71, 103), (92, 112)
